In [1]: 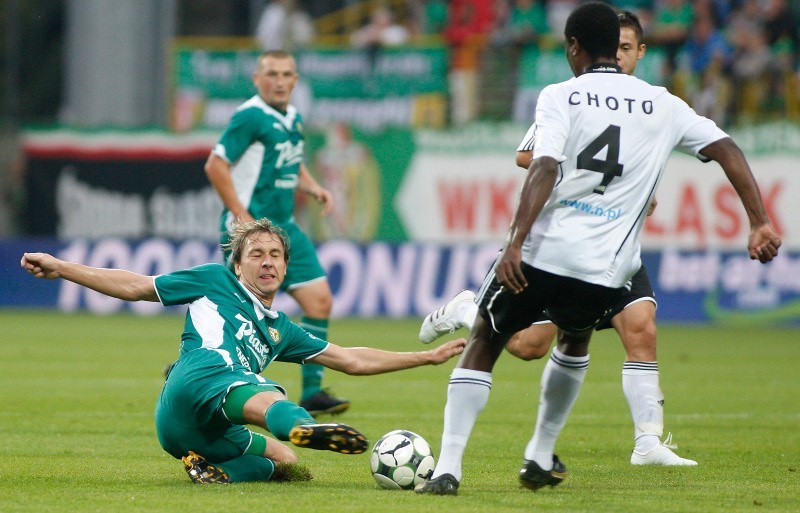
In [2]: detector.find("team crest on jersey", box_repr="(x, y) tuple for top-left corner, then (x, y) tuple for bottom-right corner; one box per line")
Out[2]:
(268, 327), (281, 343)
(296, 121), (303, 133)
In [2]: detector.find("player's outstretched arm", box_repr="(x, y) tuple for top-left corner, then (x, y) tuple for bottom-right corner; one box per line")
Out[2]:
(21, 252), (159, 302)
(699, 138), (781, 263)
(309, 338), (466, 375)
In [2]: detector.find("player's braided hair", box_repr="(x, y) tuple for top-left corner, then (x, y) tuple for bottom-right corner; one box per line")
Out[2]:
(224, 218), (290, 266)
(564, 2), (619, 61)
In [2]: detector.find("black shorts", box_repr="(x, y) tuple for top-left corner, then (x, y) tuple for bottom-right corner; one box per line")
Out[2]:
(476, 262), (624, 335)
(523, 265), (655, 330)
(594, 265), (656, 331)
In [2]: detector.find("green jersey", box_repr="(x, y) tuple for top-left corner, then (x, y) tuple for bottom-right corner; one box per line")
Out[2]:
(154, 263), (327, 373)
(212, 95), (305, 231)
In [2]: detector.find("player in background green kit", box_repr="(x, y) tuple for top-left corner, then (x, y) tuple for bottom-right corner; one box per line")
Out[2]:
(21, 218), (466, 484)
(204, 50), (346, 416)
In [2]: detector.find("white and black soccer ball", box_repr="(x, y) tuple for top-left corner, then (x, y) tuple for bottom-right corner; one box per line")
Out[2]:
(369, 430), (435, 490)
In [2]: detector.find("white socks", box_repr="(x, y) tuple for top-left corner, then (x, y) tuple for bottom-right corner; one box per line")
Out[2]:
(622, 361), (664, 453)
(524, 348), (589, 470)
(431, 368), (492, 481)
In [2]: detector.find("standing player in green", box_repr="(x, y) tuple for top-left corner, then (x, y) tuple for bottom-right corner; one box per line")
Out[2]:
(205, 50), (346, 416)
(21, 218), (466, 484)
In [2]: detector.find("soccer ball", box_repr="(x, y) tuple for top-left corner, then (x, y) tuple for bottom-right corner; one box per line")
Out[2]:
(369, 430), (435, 490)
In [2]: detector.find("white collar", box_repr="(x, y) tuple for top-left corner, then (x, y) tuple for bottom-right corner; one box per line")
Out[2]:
(238, 281), (279, 320)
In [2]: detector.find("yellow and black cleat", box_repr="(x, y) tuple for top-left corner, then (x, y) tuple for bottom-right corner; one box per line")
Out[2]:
(182, 451), (231, 484)
(289, 423), (368, 454)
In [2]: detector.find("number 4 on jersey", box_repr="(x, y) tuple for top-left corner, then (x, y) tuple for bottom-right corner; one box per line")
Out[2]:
(577, 125), (624, 194)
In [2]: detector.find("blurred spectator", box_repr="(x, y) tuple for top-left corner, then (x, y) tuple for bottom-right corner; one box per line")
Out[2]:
(609, 1), (655, 29)
(507, 0), (550, 48)
(763, 0), (799, 72)
(682, 15), (732, 124)
(683, 14), (732, 75)
(350, 6), (410, 48)
(730, 21), (774, 121)
(254, 0), (315, 51)
(488, 0), (512, 47)
(728, 0), (766, 31)
(419, 0), (449, 36)
(546, 0), (579, 39)
(692, 0), (730, 27)
(649, 0), (694, 77)
(444, 0), (494, 124)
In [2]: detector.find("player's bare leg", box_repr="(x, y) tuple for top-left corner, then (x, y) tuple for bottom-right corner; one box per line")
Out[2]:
(614, 301), (697, 465)
(504, 323), (556, 360)
(416, 315), (509, 495)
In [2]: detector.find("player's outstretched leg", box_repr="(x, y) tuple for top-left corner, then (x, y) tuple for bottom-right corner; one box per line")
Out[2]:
(289, 423), (368, 454)
(414, 473), (460, 496)
(630, 433), (697, 466)
(519, 454), (567, 491)
(419, 290), (478, 344)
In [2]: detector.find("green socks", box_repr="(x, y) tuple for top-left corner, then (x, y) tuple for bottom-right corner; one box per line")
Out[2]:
(216, 455), (275, 482)
(299, 316), (328, 401)
(265, 399), (315, 440)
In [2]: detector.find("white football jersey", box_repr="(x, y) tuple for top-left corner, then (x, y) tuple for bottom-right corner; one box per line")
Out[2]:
(518, 68), (727, 288)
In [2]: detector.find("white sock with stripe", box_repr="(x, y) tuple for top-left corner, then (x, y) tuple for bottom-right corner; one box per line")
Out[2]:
(524, 348), (589, 470)
(622, 361), (664, 453)
(431, 368), (492, 482)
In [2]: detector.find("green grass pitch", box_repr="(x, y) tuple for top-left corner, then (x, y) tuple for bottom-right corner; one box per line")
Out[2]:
(0, 310), (798, 512)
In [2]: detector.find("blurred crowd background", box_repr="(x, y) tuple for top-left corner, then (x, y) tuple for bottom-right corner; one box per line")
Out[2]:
(0, 0), (798, 237)
(1, 0), (797, 321)
(2, 0), (798, 129)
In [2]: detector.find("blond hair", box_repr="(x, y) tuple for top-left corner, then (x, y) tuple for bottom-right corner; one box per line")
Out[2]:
(223, 218), (290, 266)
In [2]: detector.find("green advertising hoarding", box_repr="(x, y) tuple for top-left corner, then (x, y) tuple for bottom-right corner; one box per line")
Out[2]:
(171, 42), (450, 131)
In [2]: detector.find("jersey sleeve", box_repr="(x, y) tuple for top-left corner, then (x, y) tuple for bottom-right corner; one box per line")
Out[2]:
(517, 123), (537, 152)
(273, 319), (329, 363)
(212, 107), (261, 164)
(531, 84), (570, 162)
(154, 264), (223, 306)
(669, 95), (729, 160)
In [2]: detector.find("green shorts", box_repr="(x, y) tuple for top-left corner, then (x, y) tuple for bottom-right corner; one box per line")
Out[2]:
(155, 348), (285, 461)
(222, 220), (325, 291)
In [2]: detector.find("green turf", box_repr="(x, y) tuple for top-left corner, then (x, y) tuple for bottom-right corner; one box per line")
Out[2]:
(0, 311), (798, 512)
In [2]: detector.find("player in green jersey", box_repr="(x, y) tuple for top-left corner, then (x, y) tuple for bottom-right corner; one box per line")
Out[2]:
(21, 218), (466, 484)
(204, 49), (346, 416)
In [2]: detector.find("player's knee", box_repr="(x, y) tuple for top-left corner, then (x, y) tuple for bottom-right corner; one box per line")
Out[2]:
(627, 318), (657, 344)
(506, 333), (550, 361)
(298, 290), (333, 318)
(621, 319), (658, 360)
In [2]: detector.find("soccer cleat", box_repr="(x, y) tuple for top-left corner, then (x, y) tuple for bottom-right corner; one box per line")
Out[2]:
(519, 455), (567, 491)
(631, 433), (698, 466)
(289, 423), (368, 454)
(419, 290), (477, 344)
(299, 389), (351, 417)
(182, 451), (231, 484)
(414, 473), (460, 495)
